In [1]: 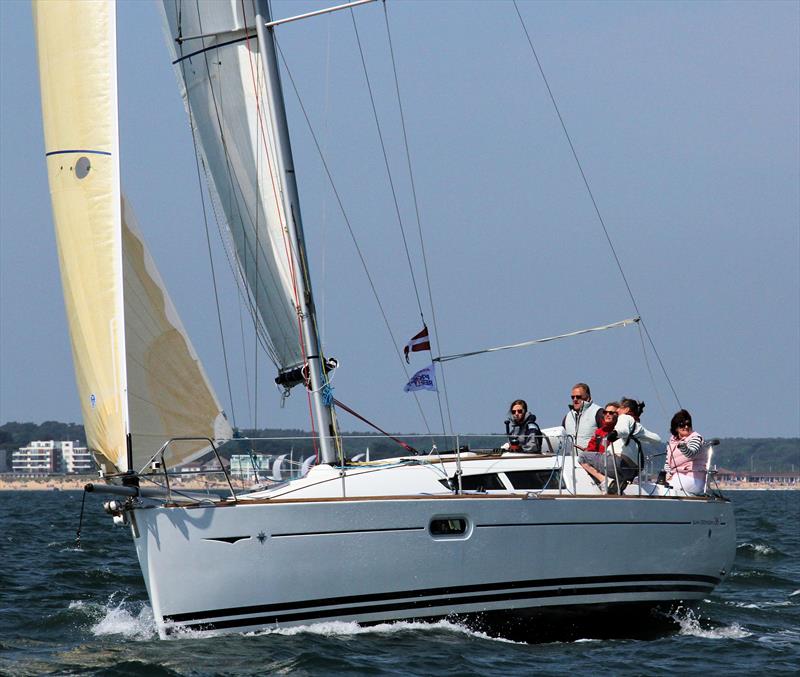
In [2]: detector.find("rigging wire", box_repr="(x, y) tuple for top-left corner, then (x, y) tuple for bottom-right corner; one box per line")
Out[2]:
(237, 301), (253, 426)
(435, 317), (641, 362)
(273, 36), (434, 436)
(636, 320), (669, 419)
(381, 1), (453, 435)
(319, 13), (334, 347)
(251, 31), (263, 431)
(176, 17), (237, 429)
(348, 5), (446, 443)
(349, 7), (425, 323)
(511, 0), (682, 408)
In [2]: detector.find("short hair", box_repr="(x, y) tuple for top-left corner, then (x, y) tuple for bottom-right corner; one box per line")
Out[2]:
(572, 383), (591, 399)
(670, 409), (693, 436)
(510, 399), (527, 413)
(604, 401), (620, 411)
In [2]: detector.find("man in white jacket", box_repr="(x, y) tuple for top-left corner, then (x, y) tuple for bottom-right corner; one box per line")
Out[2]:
(563, 383), (602, 449)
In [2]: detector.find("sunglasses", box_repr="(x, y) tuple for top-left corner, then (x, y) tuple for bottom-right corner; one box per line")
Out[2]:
(511, 408), (525, 414)
(571, 395), (585, 401)
(602, 410), (618, 416)
(677, 422), (692, 429)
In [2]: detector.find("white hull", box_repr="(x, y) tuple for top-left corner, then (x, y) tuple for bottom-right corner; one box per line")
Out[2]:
(129, 459), (735, 638)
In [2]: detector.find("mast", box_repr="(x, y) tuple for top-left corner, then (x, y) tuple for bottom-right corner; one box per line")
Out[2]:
(253, 0), (336, 463)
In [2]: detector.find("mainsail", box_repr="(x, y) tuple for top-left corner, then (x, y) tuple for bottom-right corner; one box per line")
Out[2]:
(34, 0), (231, 473)
(160, 0), (305, 376)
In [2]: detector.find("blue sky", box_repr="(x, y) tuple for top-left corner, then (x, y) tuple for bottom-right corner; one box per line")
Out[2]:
(1, 0), (798, 440)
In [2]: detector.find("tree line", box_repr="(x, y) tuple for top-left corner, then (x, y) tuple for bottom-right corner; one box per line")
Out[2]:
(1, 421), (797, 473)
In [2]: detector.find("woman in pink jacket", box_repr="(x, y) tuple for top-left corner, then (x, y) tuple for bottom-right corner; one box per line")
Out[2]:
(666, 409), (709, 495)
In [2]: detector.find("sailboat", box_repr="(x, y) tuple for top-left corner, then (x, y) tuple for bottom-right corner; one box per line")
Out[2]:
(34, 0), (735, 640)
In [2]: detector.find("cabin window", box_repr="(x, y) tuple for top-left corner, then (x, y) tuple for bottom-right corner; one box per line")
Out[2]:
(505, 469), (564, 490)
(430, 517), (467, 536)
(439, 473), (505, 492)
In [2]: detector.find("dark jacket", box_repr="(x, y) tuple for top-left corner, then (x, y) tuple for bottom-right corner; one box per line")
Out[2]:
(508, 412), (543, 453)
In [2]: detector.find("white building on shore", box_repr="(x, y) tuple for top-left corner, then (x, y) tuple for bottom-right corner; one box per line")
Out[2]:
(11, 440), (95, 475)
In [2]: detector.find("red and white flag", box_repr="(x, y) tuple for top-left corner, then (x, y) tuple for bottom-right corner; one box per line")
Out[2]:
(404, 325), (431, 363)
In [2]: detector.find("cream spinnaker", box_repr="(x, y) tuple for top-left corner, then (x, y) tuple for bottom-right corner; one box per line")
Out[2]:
(34, 0), (231, 474)
(34, 0), (127, 471)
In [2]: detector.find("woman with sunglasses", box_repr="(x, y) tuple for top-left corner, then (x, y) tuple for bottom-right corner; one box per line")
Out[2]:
(502, 399), (543, 453)
(579, 403), (647, 493)
(665, 409), (708, 495)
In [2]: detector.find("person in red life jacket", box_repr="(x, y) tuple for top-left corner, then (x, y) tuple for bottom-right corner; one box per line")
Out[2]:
(578, 402), (636, 494)
(585, 402), (620, 454)
(579, 403), (622, 488)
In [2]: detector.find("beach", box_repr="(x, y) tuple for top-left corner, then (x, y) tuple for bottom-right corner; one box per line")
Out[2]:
(0, 475), (234, 492)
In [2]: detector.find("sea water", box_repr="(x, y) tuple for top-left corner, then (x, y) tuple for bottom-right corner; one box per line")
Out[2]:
(0, 490), (797, 675)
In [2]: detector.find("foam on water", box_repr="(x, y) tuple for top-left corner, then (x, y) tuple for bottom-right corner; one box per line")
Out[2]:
(757, 629), (800, 649)
(69, 598), (156, 640)
(671, 608), (751, 640)
(737, 542), (781, 557)
(252, 619), (523, 644)
(47, 540), (82, 552)
(727, 600), (792, 609)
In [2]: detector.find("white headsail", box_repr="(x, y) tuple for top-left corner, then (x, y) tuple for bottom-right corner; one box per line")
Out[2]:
(159, 0), (305, 376)
(34, 0), (231, 473)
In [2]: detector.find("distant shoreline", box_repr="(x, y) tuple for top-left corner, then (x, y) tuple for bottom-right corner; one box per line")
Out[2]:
(0, 476), (796, 492)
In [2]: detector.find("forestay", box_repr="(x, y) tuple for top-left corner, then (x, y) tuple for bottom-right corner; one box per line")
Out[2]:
(160, 0), (305, 374)
(34, 0), (230, 473)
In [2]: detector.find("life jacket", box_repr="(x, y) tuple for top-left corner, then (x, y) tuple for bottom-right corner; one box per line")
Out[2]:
(586, 422), (615, 453)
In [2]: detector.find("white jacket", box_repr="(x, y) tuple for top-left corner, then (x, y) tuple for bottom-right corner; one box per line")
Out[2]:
(563, 401), (602, 449)
(609, 413), (662, 462)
